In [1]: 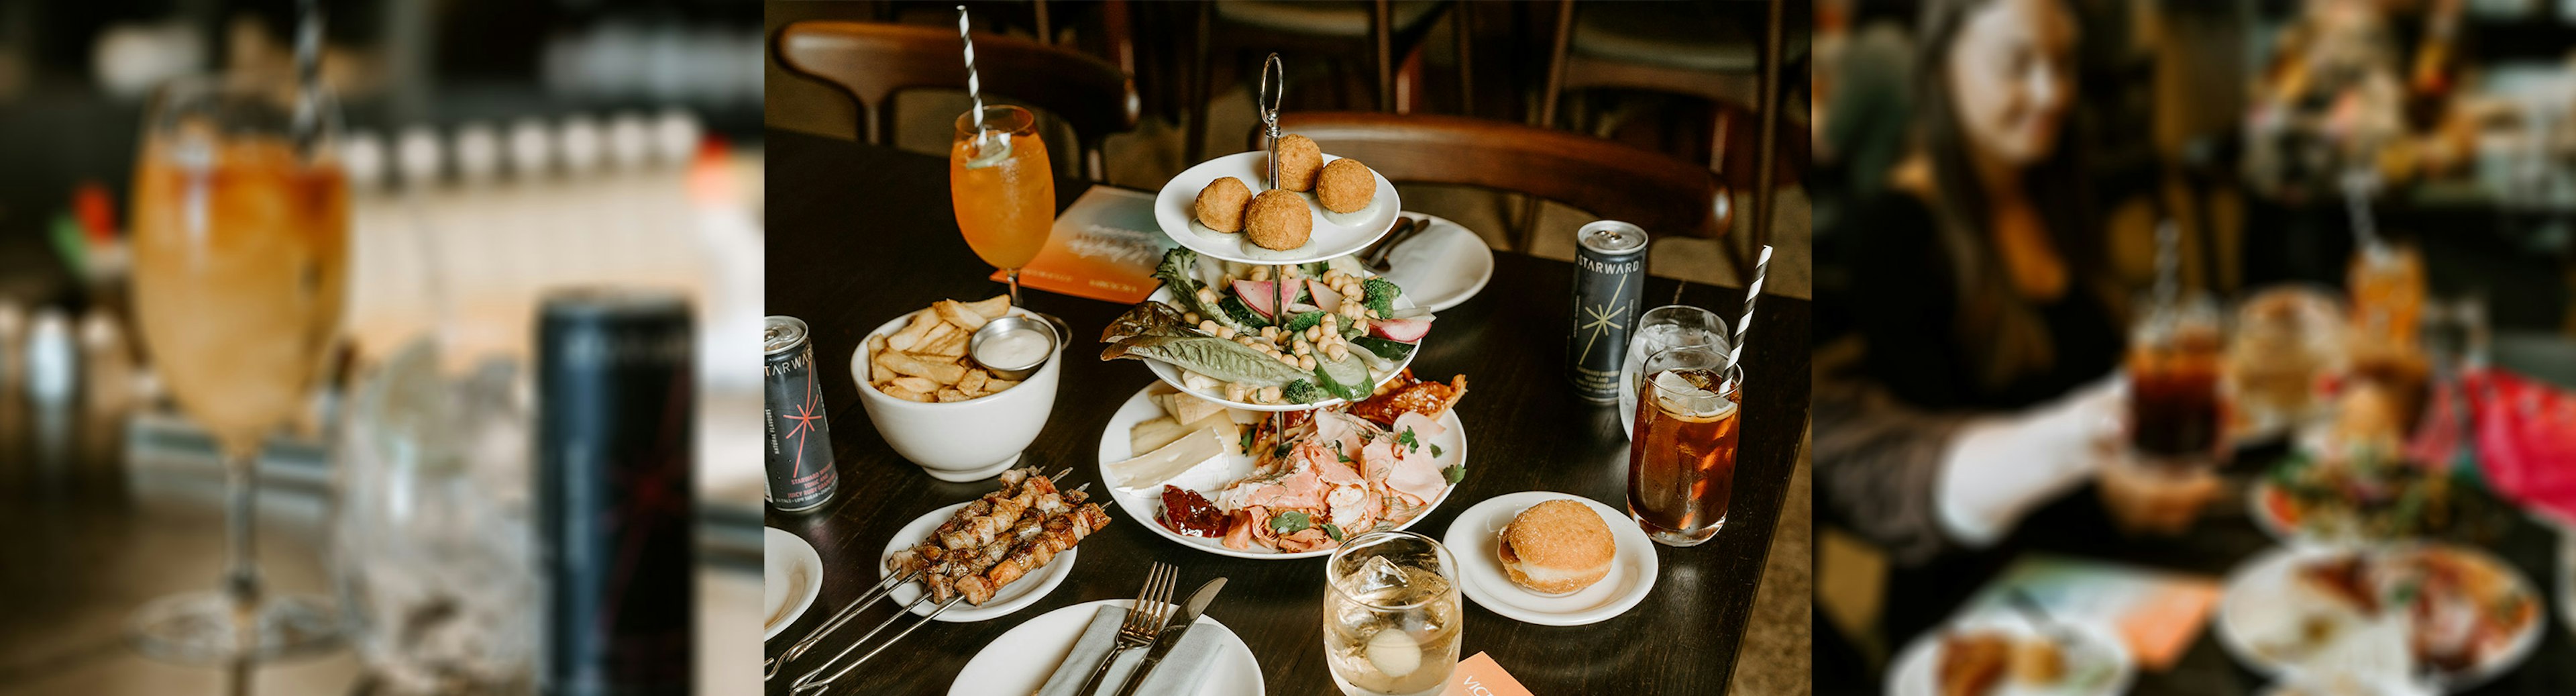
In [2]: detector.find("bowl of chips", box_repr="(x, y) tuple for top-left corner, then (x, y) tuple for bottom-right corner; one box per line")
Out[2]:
(852, 296), (1063, 482)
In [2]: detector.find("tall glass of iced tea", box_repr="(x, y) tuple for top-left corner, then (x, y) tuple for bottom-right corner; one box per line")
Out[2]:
(950, 105), (1055, 306)
(127, 74), (347, 662)
(2127, 293), (2226, 475)
(1628, 344), (1743, 547)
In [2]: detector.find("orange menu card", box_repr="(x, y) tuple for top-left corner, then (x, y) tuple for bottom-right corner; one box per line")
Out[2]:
(985, 185), (1173, 304)
(1440, 652), (1536, 696)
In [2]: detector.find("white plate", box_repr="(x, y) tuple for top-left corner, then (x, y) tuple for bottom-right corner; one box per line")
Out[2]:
(1375, 213), (1494, 313)
(2215, 544), (2540, 693)
(877, 502), (1080, 622)
(1442, 492), (1656, 626)
(946, 598), (1265, 696)
(1137, 256), (1420, 412)
(1886, 614), (2137, 696)
(1155, 151), (1402, 265)
(1095, 385), (1466, 560)
(765, 528), (825, 640)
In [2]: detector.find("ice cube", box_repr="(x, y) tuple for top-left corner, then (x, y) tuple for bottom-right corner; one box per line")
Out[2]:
(1356, 556), (1408, 594)
(1650, 369), (1734, 419)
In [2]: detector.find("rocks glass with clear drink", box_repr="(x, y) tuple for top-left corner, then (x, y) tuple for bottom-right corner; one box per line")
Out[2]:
(1620, 305), (1729, 437)
(1324, 531), (1463, 696)
(1629, 344), (1743, 547)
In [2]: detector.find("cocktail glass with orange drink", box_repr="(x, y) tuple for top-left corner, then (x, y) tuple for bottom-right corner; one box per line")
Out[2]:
(951, 105), (1055, 307)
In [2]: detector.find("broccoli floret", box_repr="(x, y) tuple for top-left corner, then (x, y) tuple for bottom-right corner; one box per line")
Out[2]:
(1362, 277), (1401, 316)
(1281, 379), (1320, 403)
(1281, 311), (1326, 334)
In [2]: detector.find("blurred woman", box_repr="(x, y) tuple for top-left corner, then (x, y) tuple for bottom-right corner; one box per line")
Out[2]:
(1813, 0), (2218, 630)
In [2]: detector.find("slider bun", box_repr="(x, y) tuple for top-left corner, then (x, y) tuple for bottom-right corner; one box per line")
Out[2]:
(1497, 499), (1615, 595)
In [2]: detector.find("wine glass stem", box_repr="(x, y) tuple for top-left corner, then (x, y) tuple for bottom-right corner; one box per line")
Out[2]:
(224, 451), (263, 611)
(1006, 267), (1024, 307)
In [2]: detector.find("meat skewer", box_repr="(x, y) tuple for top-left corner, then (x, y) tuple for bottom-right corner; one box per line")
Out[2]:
(953, 503), (1114, 604)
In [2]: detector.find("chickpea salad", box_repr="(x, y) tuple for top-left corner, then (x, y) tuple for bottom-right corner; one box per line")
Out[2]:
(1100, 248), (1434, 406)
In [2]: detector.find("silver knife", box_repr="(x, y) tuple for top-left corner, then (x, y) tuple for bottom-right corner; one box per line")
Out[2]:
(1106, 577), (1227, 696)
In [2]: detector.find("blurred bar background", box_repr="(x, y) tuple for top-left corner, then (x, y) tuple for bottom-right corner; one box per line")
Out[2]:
(0, 1), (761, 694)
(1815, 0), (2576, 693)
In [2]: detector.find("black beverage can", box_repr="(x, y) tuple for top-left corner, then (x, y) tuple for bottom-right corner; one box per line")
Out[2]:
(1569, 220), (1650, 403)
(535, 288), (694, 696)
(763, 315), (837, 513)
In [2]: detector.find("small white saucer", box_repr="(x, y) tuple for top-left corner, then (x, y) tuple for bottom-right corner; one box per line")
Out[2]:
(877, 501), (1079, 622)
(1155, 150), (1402, 265)
(1442, 491), (1657, 626)
(765, 528), (824, 640)
(947, 598), (1265, 696)
(1375, 213), (1494, 312)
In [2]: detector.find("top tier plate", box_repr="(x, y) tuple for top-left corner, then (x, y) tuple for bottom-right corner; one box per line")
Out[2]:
(1154, 150), (1401, 265)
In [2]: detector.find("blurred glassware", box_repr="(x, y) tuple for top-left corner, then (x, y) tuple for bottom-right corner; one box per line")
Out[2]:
(2228, 287), (2347, 441)
(335, 339), (536, 695)
(124, 72), (347, 662)
(2126, 292), (2227, 479)
(2348, 242), (2426, 351)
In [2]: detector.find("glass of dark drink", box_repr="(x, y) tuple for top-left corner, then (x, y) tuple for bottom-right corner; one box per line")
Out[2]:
(1627, 344), (1743, 547)
(2127, 294), (2226, 475)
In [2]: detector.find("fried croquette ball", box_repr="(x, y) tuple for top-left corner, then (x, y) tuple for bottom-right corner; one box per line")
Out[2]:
(1195, 177), (1252, 232)
(1243, 189), (1312, 250)
(1275, 134), (1324, 192)
(1315, 158), (1376, 213)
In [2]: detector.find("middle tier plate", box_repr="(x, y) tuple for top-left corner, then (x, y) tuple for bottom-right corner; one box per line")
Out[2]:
(1155, 150), (1401, 265)
(1135, 257), (1420, 412)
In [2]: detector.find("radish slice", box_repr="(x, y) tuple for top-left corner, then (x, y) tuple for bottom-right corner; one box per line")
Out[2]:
(1285, 302), (1322, 314)
(1306, 280), (1345, 313)
(1230, 280), (1279, 317)
(1370, 317), (1434, 343)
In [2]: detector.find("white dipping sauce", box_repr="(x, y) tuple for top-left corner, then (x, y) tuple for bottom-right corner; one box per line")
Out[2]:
(973, 326), (1053, 369)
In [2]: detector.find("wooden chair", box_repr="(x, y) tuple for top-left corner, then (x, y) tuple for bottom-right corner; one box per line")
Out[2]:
(1266, 111), (1727, 252)
(1540, 0), (1796, 278)
(1183, 1), (1460, 164)
(775, 20), (1140, 181)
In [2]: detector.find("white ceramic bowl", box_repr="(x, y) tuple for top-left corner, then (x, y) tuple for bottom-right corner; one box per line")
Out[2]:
(851, 307), (1064, 482)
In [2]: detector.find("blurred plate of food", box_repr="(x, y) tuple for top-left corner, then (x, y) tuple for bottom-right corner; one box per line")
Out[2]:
(1095, 375), (1468, 560)
(1109, 248), (1432, 411)
(1442, 491), (1655, 626)
(2215, 544), (2539, 693)
(1157, 148), (1400, 265)
(1886, 613), (2135, 696)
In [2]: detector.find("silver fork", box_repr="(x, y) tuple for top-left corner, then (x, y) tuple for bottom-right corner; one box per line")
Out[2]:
(1072, 562), (1176, 695)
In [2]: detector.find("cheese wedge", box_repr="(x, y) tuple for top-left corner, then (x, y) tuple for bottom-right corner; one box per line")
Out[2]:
(1165, 391), (1228, 426)
(1128, 417), (1187, 454)
(1109, 424), (1232, 492)
(1132, 410), (1236, 458)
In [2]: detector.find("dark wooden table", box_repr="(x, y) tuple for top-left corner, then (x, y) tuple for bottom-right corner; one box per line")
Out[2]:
(761, 128), (1813, 695)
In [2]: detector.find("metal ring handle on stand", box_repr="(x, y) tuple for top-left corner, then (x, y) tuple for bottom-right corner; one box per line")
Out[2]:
(1258, 53), (1285, 191)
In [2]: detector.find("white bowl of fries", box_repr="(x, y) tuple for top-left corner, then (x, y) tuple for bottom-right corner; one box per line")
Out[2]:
(854, 296), (1063, 482)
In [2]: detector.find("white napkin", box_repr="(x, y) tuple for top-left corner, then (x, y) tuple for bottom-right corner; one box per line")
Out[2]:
(1034, 605), (1222, 696)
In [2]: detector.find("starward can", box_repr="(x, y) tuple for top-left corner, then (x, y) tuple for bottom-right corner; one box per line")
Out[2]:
(1569, 220), (1650, 403)
(764, 315), (838, 513)
(535, 288), (694, 695)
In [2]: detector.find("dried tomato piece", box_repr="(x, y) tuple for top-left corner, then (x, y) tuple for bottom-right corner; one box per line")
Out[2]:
(1159, 486), (1228, 537)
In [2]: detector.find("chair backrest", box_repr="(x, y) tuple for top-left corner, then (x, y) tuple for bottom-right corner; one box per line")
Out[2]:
(1267, 112), (1725, 238)
(776, 20), (1139, 179)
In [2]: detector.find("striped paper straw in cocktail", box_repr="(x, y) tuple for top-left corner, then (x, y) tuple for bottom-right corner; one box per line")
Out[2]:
(1729, 245), (1771, 373)
(956, 6), (985, 145)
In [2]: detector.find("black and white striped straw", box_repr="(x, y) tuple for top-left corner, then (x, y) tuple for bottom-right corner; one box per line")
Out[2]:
(957, 6), (986, 147)
(1729, 244), (1770, 371)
